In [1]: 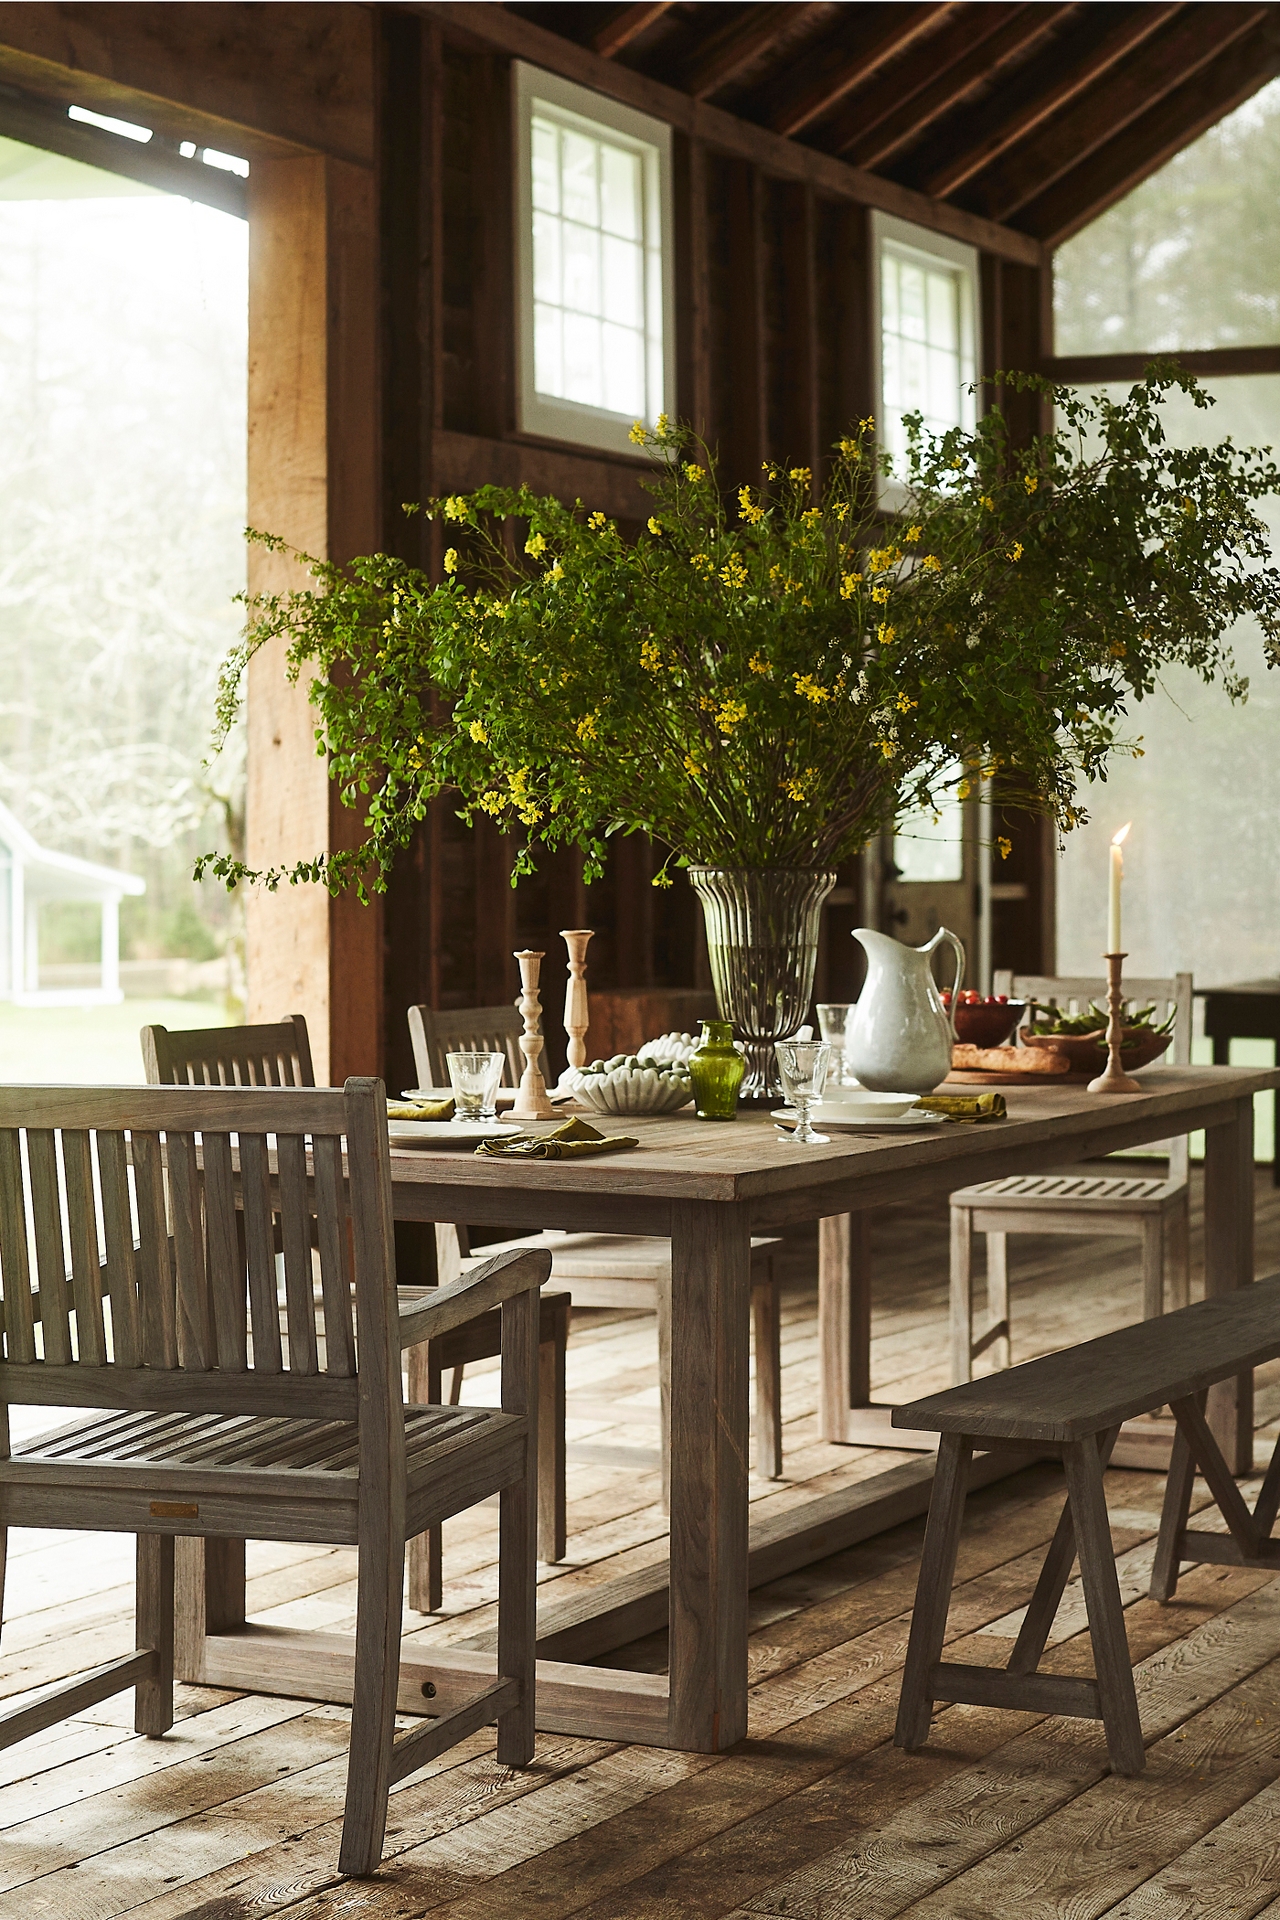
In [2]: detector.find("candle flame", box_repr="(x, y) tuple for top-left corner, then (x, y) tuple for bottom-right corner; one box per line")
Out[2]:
(1112, 822), (1132, 848)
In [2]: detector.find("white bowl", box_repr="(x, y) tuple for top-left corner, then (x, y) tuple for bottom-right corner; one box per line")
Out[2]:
(814, 1092), (919, 1122)
(638, 1030), (698, 1064)
(570, 1058), (694, 1116)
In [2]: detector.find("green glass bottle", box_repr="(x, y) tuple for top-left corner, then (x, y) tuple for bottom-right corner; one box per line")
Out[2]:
(689, 1019), (745, 1121)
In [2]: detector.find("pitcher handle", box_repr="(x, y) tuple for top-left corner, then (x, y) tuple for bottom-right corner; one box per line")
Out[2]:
(926, 926), (966, 1036)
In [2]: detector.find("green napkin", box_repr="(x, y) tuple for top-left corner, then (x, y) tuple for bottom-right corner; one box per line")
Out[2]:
(387, 1097), (455, 1121)
(917, 1092), (1007, 1123)
(474, 1116), (638, 1159)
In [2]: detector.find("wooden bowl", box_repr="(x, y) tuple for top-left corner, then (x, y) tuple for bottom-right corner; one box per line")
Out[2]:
(1019, 1028), (1173, 1076)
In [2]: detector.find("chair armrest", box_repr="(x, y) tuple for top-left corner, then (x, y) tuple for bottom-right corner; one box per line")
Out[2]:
(397, 1246), (552, 1350)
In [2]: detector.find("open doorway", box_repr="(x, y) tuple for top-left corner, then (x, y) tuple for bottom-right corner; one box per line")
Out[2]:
(0, 131), (247, 1080)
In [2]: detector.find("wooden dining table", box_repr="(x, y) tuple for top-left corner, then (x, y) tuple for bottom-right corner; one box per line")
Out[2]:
(178, 1064), (1278, 1758)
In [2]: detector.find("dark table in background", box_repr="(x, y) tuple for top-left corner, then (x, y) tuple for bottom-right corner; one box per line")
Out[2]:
(1198, 980), (1280, 1185)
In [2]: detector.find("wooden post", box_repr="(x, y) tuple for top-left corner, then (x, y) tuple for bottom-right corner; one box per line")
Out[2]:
(1203, 1094), (1256, 1472)
(244, 152), (383, 1084)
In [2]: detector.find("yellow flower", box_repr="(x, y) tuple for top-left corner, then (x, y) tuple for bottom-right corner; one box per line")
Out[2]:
(997, 836), (1012, 859)
(783, 769), (817, 802)
(478, 790), (504, 816)
(871, 584), (890, 605)
(576, 712), (598, 742)
(904, 525), (922, 543)
(588, 511), (608, 530)
(921, 554), (942, 572)
(720, 554), (748, 590)
(840, 572), (861, 599)
(468, 720), (487, 743)
(859, 415), (875, 433)
(837, 436), (859, 456)
(801, 508), (821, 526)
(896, 692), (916, 713)
(793, 673), (830, 704)
(738, 486), (765, 525)
(443, 548), (458, 575)
(716, 698), (747, 734)
(789, 467), (811, 486)
(980, 495), (994, 512)
(691, 552), (715, 576)
(1110, 641), (1128, 658)
(867, 546), (901, 573)
(1008, 541), (1023, 561)
(655, 412), (670, 437)
(443, 495), (468, 521)
(877, 739), (896, 759)
(684, 463), (706, 483)
(640, 639), (662, 672)
(748, 651), (770, 675)
(683, 753), (702, 777)
(549, 561), (564, 581)
(648, 516), (663, 536)
(1024, 473), (1038, 494)
(628, 421), (647, 445)
(525, 531), (547, 557)
(877, 623), (895, 646)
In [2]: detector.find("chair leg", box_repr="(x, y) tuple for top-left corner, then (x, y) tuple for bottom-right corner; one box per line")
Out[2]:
(751, 1267), (784, 1480)
(497, 1286), (539, 1769)
(1167, 1191), (1191, 1314)
(1150, 1418), (1197, 1603)
(1140, 1214), (1165, 1321)
(987, 1233), (1011, 1370)
(657, 1276), (672, 1513)
(895, 1432), (972, 1750)
(538, 1314), (567, 1563)
(340, 1496), (407, 1875)
(1063, 1436), (1145, 1775)
(448, 1365), (465, 1405)
(407, 1341), (443, 1614)
(949, 1206), (974, 1384)
(135, 1533), (174, 1737)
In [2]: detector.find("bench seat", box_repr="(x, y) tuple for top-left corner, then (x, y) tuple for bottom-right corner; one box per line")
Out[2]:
(892, 1271), (1280, 1777)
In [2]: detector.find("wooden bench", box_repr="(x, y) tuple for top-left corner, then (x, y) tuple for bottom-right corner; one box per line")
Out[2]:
(892, 1272), (1280, 1776)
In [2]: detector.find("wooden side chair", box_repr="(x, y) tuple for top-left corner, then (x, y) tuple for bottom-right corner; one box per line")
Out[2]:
(410, 1001), (788, 1504)
(0, 1078), (548, 1875)
(142, 1019), (570, 1614)
(948, 971), (1194, 1385)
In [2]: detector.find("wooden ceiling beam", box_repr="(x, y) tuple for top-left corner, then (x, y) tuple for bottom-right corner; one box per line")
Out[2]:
(770, 3), (953, 138)
(812, 3), (1023, 155)
(412, 1), (1047, 264)
(980, 2), (1268, 221)
(832, 3), (1075, 169)
(1017, 11), (1280, 244)
(591, 2), (674, 61)
(680, 2), (824, 103)
(923, 2), (1182, 199)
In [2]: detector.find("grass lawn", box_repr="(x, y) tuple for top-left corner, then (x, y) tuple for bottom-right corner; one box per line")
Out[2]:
(0, 998), (231, 1085)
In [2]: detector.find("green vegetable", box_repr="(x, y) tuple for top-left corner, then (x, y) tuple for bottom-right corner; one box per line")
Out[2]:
(1025, 1000), (1175, 1037)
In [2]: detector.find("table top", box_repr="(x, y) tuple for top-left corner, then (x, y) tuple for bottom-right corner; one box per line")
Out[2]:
(384, 1065), (1280, 1214)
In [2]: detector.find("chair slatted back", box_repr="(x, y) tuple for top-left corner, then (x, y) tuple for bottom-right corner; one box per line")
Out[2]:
(408, 1004), (523, 1089)
(0, 1082), (392, 1423)
(996, 970), (1194, 1181)
(141, 1016), (315, 1090)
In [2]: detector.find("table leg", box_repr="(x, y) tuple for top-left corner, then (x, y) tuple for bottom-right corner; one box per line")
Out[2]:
(668, 1199), (751, 1753)
(817, 1211), (937, 1450)
(1203, 1094), (1256, 1473)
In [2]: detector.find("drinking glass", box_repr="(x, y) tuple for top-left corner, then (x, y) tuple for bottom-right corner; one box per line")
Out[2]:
(775, 1040), (832, 1145)
(816, 1003), (858, 1087)
(446, 1050), (505, 1122)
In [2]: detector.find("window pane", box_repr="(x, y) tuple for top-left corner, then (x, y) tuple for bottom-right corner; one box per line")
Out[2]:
(926, 270), (957, 351)
(601, 233), (642, 324)
(562, 220), (600, 317)
(562, 310), (601, 404)
(895, 770), (965, 883)
(531, 118), (559, 215)
(533, 302), (563, 397)
(532, 210), (560, 304)
(898, 262), (927, 341)
(602, 321), (644, 415)
(560, 130), (598, 227)
(600, 144), (640, 240)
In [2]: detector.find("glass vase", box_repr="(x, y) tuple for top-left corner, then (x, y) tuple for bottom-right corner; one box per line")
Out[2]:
(688, 866), (837, 1104)
(688, 1019), (745, 1120)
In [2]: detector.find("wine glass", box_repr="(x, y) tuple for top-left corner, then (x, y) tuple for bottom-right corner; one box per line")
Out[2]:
(775, 1040), (832, 1144)
(816, 1003), (858, 1087)
(445, 1050), (506, 1123)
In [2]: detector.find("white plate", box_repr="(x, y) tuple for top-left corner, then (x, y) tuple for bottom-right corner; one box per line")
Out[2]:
(771, 1108), (948, 1133)
(388, 1121), (522, 1149)
(400, 1086), (519, 1109)
(815, 1094), (918, 1121)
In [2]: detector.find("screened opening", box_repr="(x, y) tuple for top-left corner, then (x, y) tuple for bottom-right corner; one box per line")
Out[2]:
(873, 212), (977, 493)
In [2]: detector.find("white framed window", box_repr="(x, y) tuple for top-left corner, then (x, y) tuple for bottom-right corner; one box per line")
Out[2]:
(514, 62), (673, 458)
(872, 212), (979, 504)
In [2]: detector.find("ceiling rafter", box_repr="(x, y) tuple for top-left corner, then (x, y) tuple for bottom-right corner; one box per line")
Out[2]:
(809, 3), (1023, 154)
(590, 2), (674, 61)
(1016, 10), (1280, 243)
(831, 3), (1075, 168)
(922, 3), (1182, 199)
(680, 3), (826, 103)
(977, 1), (1269, 220)
(769, 3), (953, 139)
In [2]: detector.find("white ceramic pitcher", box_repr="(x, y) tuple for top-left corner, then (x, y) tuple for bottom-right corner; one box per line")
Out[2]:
(847, 926), (966, 1094)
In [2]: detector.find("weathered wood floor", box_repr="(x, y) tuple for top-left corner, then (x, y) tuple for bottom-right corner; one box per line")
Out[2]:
(6, 1167), (1280, 1917)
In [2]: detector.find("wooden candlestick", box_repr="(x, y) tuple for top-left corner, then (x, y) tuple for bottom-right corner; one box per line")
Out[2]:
(512, 949), (557, 1118)
(1087, 952), (1143, 1094)
(560, 928), (594, 1069)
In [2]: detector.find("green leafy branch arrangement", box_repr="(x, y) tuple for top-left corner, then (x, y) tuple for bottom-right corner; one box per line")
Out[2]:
(199, 367), (1280, 899)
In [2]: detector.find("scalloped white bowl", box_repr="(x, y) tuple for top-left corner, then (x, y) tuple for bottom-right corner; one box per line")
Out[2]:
(571, 1064), (694, 1116)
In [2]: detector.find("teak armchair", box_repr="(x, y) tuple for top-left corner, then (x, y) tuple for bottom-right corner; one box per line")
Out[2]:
(0, 1079), (548, 1875)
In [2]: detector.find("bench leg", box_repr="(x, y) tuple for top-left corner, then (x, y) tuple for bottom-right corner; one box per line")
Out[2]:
(658, 1276), (672, 1513)
(1064, 1436), (1144, 1775)
(1167, 1192), (1191, 1314)
(895, 1433), (972, 1751)
(1151, 1419), (1197, 1603)
(539, 1319), (567, 1563)
(1011, 1429), (1119, 1674)
(1254, 1430), (1280, 1540)
(986, 1233), (1011, 1371)
(752, 1269), (784, 1481)
(949, 1207), (974, 1385)
(1140, 1215), (1165, 1321)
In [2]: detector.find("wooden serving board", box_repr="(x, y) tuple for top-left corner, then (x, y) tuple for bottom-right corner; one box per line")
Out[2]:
(944, 1068), (1094, 1086)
